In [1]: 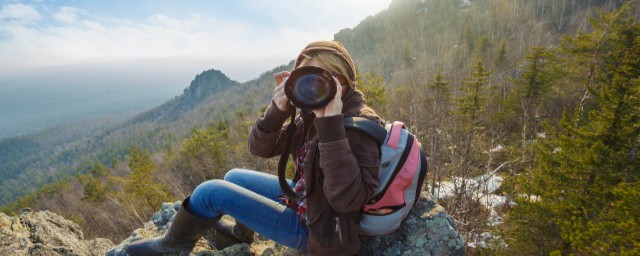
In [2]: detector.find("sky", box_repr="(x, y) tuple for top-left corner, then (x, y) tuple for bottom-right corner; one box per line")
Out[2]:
(0, 0), (393, 82)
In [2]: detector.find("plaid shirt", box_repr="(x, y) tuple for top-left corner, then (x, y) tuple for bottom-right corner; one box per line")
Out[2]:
(279, 141), (308, 223)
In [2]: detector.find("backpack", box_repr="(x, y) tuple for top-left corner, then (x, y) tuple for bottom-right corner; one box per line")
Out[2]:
(276, 110), (428, 236)
(344, 117), (429, 235)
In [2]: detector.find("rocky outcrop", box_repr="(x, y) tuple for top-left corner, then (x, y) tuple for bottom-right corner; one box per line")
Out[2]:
(0, 193), (464, 255)
(108, 192), (464, 256)
(0, 209), (114, 256)
(360, 193), (465, 255)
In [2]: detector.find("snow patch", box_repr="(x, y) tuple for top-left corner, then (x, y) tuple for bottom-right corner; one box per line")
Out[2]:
(489, 144), (504, 153)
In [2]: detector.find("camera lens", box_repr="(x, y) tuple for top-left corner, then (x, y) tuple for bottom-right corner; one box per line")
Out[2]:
(285, 66), (337, 110)
(292, 74), (332, 105)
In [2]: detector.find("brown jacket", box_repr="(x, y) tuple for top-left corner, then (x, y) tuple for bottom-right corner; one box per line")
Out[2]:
(247, 89), (382, 255)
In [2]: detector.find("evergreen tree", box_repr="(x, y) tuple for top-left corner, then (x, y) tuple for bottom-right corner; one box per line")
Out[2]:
(125, 147), (171, 209)
(82, 178), (107, 202)
(512, 46), (558, 167)
(457, 60), (491, 130)
(82, 162), (110, 202)
(176, 121), (229, 183)
(356, 69), (388, 114)
(426, 69), (452, 194)
(506, 4), (640, 255)
(89, 161), (109, 178)
(428, 69), (451, 98)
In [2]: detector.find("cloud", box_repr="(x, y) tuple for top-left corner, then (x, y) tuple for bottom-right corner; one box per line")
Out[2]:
(0, 1), (392, 81)
(147, 14), (201, 30)
(53, 6), (82, 23)
(0, 3), (41, 23)
(0, 11), (321, 80)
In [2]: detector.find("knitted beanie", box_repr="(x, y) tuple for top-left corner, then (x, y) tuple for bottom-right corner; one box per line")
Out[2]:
(294, 41), (357, 89)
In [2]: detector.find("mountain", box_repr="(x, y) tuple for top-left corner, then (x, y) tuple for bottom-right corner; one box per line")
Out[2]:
(336, 0), (615, 86)
(0, 67), (251, 205)
(132, 69), (239, 123)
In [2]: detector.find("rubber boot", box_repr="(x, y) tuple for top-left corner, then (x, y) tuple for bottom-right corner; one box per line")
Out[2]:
(125, 197), (218, 256)
(212, 219), (255, 249)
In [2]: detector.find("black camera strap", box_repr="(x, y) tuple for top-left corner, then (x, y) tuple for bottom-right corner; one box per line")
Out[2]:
(278, 108), (305, 201)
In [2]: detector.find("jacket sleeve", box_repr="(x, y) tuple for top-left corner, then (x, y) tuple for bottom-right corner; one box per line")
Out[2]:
(315, 114), (381, 213)
(247, 100), (294, 158)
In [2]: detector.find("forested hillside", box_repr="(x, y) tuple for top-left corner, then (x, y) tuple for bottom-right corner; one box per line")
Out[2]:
(1, 0), (638, 255)
(0, 68), (246, 204)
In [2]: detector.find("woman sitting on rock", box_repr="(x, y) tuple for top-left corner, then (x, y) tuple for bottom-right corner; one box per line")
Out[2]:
(126, 40), (382, 255)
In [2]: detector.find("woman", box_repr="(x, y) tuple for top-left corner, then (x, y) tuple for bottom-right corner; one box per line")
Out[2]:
(126, 41), (382, 255)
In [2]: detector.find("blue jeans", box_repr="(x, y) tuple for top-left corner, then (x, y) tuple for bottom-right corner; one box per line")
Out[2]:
(188, 168), (309, 251)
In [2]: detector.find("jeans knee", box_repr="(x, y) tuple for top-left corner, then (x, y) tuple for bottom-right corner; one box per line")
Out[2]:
(189, 180), (228, 219)
(193, 179), (225, 198)
(224, 168), (247, 182)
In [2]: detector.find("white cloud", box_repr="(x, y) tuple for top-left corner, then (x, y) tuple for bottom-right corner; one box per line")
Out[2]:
(0, 3), (41, 23)
(0, 1), (392, 81)
(0, 13), (324, 81)
(53, 6), (81, 23)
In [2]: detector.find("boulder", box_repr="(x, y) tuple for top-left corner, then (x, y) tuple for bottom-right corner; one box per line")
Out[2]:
(0, 209), (114, 256)
(108, 192), (464, 256)
(359, 193), (465, 255)
(106, 201), (254, 256)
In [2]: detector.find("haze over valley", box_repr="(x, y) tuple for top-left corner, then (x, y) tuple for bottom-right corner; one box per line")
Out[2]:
(1, 59), (189, 138)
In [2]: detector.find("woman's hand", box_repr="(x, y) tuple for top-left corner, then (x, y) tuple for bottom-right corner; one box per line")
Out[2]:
(312, 77), (344, 118)
(272, 71), (291, 112)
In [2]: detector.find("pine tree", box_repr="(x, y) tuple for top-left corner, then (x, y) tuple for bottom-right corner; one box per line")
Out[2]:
(125, 147), (171, 209)
(506, 4), (640, 255)
(428, 69), (451, 97)
(356, 69), (388, 114)
(176, 121), (229, 183)
(446, 60), (492, 230)
(457, 60), (491, 130)
(82, 162), (110, 202)
(512, 46), (557, 168)
(426, 69), (452, 195)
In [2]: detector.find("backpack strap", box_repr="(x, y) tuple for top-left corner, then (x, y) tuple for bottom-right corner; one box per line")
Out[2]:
(343, 117), (387, 146)
(386, 122), (406, 150)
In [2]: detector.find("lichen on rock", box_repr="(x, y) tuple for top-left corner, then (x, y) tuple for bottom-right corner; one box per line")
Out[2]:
(359, 193), (465, 256)
(0, 210), (114, 256)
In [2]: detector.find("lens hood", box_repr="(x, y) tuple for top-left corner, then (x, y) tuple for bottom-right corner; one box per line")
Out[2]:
(284, 66), (337, 111)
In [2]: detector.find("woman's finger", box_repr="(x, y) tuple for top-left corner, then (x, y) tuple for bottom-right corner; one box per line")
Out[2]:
(334, 76), (343, 99)
(273, 71), (290, 85)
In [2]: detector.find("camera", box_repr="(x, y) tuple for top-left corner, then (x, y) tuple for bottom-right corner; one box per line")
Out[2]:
(284, 66), (337, 111)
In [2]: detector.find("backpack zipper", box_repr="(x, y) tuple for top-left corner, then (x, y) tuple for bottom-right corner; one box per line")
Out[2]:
(335, 216), (344, 247)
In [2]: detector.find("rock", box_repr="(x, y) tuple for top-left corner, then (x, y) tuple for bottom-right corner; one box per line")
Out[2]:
(106, 201), (255, 256)
(359, 192), (465, 256)
(109, 192), (464, 256)
(0, 211), (114, 256)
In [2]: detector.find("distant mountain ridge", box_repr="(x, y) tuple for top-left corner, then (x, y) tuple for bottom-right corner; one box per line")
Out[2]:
(0, 67), (244, 205)
(0, 62), (289, 205)
(133, 69), (239, 123)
